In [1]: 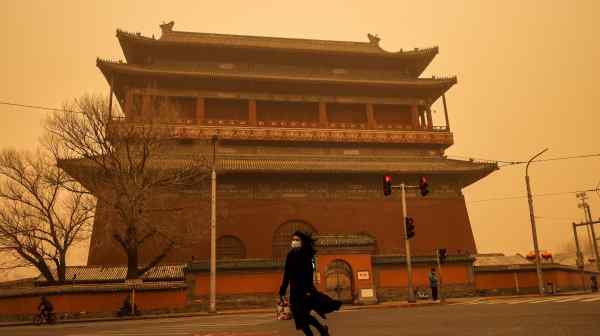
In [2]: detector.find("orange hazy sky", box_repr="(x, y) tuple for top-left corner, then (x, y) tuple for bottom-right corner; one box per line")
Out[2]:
(1, 0), (599, 275)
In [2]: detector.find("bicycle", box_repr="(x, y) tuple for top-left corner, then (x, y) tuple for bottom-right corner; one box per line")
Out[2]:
(33, 311), (56, 325)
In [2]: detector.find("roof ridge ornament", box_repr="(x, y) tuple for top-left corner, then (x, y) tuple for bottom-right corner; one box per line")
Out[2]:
(367, 33), (381, 46)
(160, 20), (175, 33)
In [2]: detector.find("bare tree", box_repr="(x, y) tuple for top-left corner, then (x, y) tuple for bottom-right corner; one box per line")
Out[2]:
(45, 94), (210, 279)
(0, 149), (94, 284)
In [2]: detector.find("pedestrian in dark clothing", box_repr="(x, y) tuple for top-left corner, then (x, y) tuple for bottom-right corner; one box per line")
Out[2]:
(279, 231), (341, 336)
(38, 295), (53, 319)
(429, 268), (439, 301)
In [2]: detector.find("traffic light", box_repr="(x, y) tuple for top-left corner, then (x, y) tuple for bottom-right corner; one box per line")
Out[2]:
(405, 217), (415, 239)
(383, 175), (392, 196)
(419, 176), (429, 197)
(438, 248), (447, 264)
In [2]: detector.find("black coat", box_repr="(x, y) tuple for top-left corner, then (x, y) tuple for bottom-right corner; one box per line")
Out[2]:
(279, 248), (315, 300)
(279, 248), (342, 329)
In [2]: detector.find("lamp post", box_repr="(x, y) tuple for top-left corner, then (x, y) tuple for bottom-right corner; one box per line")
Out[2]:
(209, 135), (218, 313)
(525, 148), (548, 296)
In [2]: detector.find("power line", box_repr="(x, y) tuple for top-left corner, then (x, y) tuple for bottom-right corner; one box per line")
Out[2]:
(468, 188), (600, 204)
(0, 101), (76, 113)
(448, 153), (600, 167)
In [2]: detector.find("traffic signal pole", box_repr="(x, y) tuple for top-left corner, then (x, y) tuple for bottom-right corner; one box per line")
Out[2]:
(401, 183), (416, 303)
(436, 249), (446, 303)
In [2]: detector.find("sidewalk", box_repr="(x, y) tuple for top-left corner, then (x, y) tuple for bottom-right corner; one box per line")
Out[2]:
(5, 291), (592, 328)
(0, 299), (444, 328)
(472, 290), (592, 302)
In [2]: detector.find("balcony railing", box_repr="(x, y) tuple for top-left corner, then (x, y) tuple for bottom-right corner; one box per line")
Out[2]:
(111, 116), (450, 133)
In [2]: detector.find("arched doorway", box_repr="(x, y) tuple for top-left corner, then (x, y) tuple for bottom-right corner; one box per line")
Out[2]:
(325, 259), (354, 303)
(272, 220), (316, 261)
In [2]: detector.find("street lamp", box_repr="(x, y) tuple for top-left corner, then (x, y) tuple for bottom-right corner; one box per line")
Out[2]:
(525, 148), (548, 296)
(209, 135), (218, 313)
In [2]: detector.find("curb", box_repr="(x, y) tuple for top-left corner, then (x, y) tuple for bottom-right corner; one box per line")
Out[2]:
(473, 290), (592, 302)
(0, 301), (443, 328)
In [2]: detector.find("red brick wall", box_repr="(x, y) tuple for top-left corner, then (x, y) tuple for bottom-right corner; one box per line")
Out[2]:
(88, 194), (476, 266)
(475, 269), (593, 292)
(377, 263), (472, 288)
(194, 271), (282, 295)
(0, 289), (186, 317)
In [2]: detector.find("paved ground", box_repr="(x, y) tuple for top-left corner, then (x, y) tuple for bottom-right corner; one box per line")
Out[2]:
(4, 293), (600, 336)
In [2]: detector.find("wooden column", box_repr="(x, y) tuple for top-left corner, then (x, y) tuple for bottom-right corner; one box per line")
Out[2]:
(141, 94), (151, 119)
(442, 94), (450, 131)
(366, 103), (376, 129)
(248, 99), (257, 126)
(124, 89), (133, 119)
(108, 76), (114, 121)
(426, 107), (433, 129)
(410, 105), (419, 129)
(319, 102), (328, 127)
(419, 111), (426, 129)
(196, 96), (205, 124)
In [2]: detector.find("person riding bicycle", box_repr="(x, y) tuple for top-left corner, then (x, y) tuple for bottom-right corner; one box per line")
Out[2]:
(38, 296), (54, 321)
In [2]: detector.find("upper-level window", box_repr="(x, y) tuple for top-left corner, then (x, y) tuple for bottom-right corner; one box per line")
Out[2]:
(205, 98), (249, 121)
(373, 104), (412, 126)
(256, 101), (318, 123)
(327, 103), (367, 123)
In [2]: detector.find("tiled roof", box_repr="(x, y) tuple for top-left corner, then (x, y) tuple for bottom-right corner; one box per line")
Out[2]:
(553, 252), (599, 272)
(35, 264), (185, 283)
(211, 156), (497, 174)
(0, 277), (37, 289)
(373, 254), (475, 265)
(116, 28), (438, 59)
(187, 259), (284, 272)
(0, 281), (186, 298)
(473, 254), (533, 267)
(61, 155), (497, 179)
(97, 59), (456, 88)
(315, 233), (376, 247)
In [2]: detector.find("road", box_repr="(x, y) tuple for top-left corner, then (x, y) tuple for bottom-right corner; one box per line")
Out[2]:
(4, 293), (600, 336)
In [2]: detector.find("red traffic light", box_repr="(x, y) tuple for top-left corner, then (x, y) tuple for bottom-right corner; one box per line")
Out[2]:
(418, 176), (429, 197)
(405, 217), (415, 239)
(383, 175), (392, 196)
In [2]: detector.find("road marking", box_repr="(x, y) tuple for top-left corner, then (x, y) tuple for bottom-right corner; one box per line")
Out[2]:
(507, 298), (546, 304)
(580, 296), (600, 302)
(551, 296), (589, 303)
(527, 297), (569, 304)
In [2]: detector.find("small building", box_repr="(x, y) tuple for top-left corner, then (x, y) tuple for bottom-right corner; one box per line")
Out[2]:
(473, 253), (597, 295)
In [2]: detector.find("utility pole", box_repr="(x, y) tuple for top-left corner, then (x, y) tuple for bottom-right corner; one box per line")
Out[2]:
(525, 148), (547, 296)
(209, 135), (218, 313)
(436, 249), (446, 303)
(573, 223), (586, 291)
(577, 192), (600, 272)
(400, 183), (416, 303)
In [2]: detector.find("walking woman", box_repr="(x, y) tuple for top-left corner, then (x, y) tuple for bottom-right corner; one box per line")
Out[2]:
(279, 231), (341, 336)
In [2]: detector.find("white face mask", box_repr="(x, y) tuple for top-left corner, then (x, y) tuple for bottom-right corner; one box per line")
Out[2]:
(291, 240), (302, 249)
